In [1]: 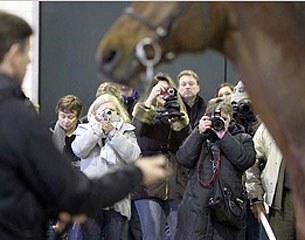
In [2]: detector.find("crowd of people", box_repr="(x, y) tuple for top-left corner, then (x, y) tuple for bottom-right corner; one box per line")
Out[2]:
(0, 10), (297, 240)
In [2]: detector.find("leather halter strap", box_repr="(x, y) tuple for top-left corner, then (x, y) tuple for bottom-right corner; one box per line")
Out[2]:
(124, 3), (185, 40)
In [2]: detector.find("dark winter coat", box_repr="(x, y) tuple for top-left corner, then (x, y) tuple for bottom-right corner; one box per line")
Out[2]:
(132, 102), (190, 200)
(0, 73), (143, 240)
(183, 95), (207, 129)
(175, 123), (255, 240)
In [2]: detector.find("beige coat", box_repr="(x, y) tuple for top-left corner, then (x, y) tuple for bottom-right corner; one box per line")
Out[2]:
(245, 123), (283, 206)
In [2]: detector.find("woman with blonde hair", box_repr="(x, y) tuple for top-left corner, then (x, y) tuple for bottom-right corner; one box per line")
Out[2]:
(72, 93), (141, 240)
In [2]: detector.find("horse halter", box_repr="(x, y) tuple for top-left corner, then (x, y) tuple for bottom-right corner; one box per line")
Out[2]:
(124, 4), (184, 81)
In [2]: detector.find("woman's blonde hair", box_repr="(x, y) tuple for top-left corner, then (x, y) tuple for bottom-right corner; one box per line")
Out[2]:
(87, 93), (130, 123)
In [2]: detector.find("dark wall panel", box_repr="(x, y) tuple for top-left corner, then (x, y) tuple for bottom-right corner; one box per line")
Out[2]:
(40, 2), (238, 123)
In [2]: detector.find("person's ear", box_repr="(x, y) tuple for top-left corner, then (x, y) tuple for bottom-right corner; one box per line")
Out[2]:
(0, 43), (21, 75)
(6, 43), (21, 62)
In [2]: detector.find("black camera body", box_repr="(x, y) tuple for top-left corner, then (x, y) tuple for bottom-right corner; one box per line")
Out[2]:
(232, 101), (251, 119)
(155, 88), (184, 123)
(210, 109), (225, 131)
(232, 100), (257, 125)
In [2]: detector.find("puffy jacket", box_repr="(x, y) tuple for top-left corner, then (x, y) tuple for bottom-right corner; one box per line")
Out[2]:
(245, 124), (283, 206)
(72, 118), (141, 219)
(131, 102), (190, 200)
(175, 123), (255, 240)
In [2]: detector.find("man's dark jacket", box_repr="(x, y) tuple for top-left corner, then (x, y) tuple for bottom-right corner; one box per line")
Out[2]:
(183, 95), (207, 129)
(0, 74), (143, 240)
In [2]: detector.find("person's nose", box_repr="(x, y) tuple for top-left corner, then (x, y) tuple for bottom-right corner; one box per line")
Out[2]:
(63, 118), (70, 125)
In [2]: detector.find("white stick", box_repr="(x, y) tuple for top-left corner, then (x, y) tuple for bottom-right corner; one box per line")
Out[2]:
(259, 212), (276, 240)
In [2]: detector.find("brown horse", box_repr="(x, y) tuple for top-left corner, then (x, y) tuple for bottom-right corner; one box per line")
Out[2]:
(97, 2), (305, 238)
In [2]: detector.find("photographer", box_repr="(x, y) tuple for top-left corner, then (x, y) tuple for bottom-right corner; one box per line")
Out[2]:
(231, 81), (260, 137)
(131, 72), (190, 240)
(230, 81), (263, 240)
(175, 97), (255, 240)
(72, 93), (141, 239)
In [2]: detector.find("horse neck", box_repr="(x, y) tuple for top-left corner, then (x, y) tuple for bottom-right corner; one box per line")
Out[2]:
(223, 2), (305, 162)
(165, 3), (227, 53)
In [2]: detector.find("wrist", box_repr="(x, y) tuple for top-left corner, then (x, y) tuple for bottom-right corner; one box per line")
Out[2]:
(144, 103), (151, 109)
(250, 198), (263, 205)
(197, 126), (205, 135)
(144, 100), (152, 109)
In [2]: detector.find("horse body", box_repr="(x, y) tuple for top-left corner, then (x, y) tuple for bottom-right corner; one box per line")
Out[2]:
(224, 5), (305, 236)
(97, 2), (305, 237)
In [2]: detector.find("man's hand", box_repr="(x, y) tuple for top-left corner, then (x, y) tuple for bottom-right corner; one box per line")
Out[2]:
(251, 201), (265, 221)
(134, 155), (172, 186)
(58, 212), (88, 224)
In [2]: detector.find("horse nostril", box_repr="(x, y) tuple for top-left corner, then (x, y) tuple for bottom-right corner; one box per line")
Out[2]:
(101, 48), (120, 70)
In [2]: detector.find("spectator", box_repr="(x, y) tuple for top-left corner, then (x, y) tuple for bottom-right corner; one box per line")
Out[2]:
(231, 81), (260, 137)
(72, 93), (141, 239)
(215, 82), (234, 101)
(175, 97), (255, 240)
(230, 80), (262, 240)
(51, 94), (83, 170)
(48, 94), (84, 240)
(246, 123), (296, 240)
(132, 72), (190, 240)
(118, 83), (139, 116)
(177, 70), (207, 129)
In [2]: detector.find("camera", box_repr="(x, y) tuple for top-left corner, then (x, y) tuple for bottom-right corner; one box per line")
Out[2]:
(97, 109), (120, 122)
(160, 87), (175, 97)
(155, 88), (184, 123)
(232, 100), (251, 119)
(210, 109), (225, 131)
(232, 100), (257, 124)
(102, 110), (112, 122)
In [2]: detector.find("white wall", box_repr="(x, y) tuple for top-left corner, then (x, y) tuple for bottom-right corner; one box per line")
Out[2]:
(0, 1), (39, 105)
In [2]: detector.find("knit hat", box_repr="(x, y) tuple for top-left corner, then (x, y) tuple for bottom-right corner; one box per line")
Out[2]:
(231, 81), (249, 103)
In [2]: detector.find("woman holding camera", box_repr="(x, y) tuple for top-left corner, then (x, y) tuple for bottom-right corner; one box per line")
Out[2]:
(175, 97), (256, 240)
(131, 72), (190, 240)
(72, 93), (141, 240)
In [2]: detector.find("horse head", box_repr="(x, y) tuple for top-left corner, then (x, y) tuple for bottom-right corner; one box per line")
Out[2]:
(96, 2), (227, 86)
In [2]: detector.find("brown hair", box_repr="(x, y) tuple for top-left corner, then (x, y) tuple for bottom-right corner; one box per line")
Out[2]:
(0, 11), (33, 62)
(215, 82), (234, 97)
(205, 97), (232, 119)
(55, 95), (83, 118)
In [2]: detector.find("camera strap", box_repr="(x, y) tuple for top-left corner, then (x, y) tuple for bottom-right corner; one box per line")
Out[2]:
(196, 140), (221, 187)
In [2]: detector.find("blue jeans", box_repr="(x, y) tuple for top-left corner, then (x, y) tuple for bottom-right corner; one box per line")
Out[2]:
(80, 210), (127, 240)
(127, 200), (142, 240)
(135, 198), (179, 240)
